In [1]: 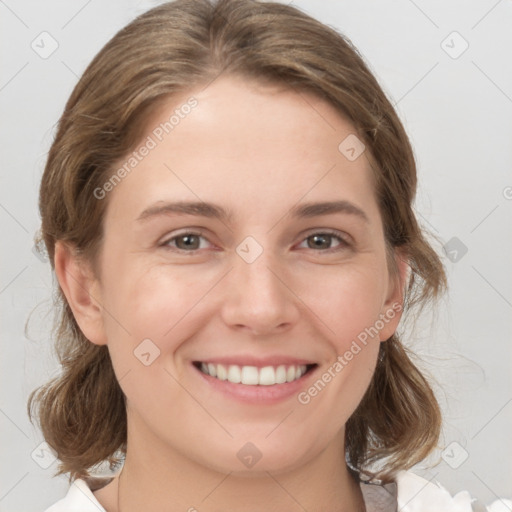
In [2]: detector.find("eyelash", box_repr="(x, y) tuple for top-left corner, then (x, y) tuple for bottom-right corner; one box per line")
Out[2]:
(160, 229), (352, 254)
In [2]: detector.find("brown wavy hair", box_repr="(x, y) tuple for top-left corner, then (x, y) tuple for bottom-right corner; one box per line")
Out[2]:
(28, 0), (447, 484)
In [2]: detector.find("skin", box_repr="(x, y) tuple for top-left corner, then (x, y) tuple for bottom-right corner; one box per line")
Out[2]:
(55, 75), (408, 512)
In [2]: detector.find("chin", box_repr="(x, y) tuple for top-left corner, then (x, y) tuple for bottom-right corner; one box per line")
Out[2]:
(190, 434), (324, 477)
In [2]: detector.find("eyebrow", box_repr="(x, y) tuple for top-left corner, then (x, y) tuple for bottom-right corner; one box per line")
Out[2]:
(136, 200), (369, 224)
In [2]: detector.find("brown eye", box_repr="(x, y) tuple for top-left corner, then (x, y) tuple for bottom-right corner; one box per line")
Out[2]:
(298, 231), (350, 252)
(175, 234), (201, 250)
(308, 234), (333, 249)
(162, 231), (211, 252)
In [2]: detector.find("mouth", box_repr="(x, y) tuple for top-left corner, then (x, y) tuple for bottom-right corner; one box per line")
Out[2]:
(191, 359), (318, 404)
(193, 361), (317, 386)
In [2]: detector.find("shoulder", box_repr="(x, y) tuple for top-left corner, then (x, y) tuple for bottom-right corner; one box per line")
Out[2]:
(395, 470), (512, 512)
(43, 477), (111, 512)
(42, 470), (512, 512)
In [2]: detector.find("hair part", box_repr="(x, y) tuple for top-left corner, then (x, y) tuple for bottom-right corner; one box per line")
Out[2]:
(28, 0), (447, 483)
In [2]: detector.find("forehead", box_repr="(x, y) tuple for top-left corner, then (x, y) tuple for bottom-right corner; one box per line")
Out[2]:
(104, 75), (380, 225)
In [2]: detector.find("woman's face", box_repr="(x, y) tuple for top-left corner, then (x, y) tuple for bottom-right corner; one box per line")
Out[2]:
(66, 75), (406, 475)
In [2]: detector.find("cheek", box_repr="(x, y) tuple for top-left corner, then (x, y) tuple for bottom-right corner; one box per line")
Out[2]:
(102, 258), (195, 330)
(296, 261), (387, 346)
(98, 265), (209, 417)
(291, 263), (385, 409)
(98, 260), (224, 369)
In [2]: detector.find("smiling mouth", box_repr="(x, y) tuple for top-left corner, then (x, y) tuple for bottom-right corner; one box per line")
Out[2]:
(193, 362), (317, 386)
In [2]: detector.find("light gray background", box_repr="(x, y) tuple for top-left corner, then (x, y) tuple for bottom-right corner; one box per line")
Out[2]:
(1, 0), (511, 510)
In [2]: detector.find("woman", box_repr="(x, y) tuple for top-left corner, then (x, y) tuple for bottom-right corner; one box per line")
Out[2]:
(28, 0), (506, 510)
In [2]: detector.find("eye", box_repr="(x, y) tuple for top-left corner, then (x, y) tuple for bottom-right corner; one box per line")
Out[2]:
(161, 231), (213, 252)
(160, 229), (351, 254)
(297, 230), (351, 252)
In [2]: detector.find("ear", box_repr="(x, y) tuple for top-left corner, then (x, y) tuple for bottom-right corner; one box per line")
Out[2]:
(54, 241), (108, 346)
(378, 247), (410, 342)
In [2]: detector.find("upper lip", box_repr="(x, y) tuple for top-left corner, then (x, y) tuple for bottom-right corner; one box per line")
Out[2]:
(194, 356), (317, 368)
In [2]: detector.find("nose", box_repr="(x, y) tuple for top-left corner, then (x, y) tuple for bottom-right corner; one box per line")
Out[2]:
(219, 247), (300, 336)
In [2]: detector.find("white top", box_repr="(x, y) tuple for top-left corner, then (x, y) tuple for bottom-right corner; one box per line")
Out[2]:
(43, 469), (511, 512)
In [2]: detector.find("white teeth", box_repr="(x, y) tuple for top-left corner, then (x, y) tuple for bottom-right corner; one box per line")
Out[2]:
(216, 364), (227, 381)
(259, 366), (275, 386)
(199, 363), (308, 385)
(227, 365), (241, 383)
(241, 366), (259, 385)
(275, 365), (287, 384)
(286, 365), (296, 382)
(207, 363), (217, 377)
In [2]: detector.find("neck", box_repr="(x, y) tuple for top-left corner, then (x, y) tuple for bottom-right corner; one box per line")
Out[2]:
(113, 419), (365, 512)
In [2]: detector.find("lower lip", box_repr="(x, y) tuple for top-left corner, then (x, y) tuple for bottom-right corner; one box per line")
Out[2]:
(192, 364), (317, 405)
